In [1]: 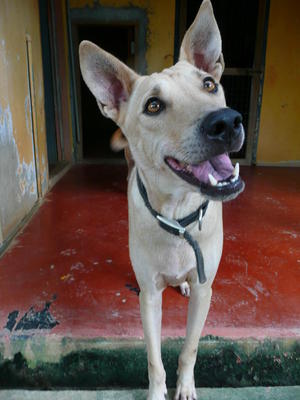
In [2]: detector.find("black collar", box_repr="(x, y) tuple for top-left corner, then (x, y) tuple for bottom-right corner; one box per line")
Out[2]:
(136, 171), (209, 284)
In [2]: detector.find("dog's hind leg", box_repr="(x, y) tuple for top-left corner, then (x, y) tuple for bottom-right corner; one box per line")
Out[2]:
(175, 284), (212, 400)
(140, 289), (167, 400)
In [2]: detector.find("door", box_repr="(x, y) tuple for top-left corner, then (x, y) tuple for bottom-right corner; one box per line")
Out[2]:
(39, 0), (59, 171)
(39, 0), (74, 175)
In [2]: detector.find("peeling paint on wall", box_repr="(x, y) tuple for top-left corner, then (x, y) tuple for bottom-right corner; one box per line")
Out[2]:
(0, 39), (8, 67)
(16, 160), (37, 202)
(41, 155), (48, 195)
(0, 104), (37, 237)
(24, 95), (32, 137)
(0, 0), (49, 242)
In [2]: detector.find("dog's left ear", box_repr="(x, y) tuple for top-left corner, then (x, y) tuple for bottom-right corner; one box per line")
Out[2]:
(179, 0), (224, 81)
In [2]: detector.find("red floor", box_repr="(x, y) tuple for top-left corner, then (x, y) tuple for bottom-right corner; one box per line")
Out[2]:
(0, 165), (299, 339)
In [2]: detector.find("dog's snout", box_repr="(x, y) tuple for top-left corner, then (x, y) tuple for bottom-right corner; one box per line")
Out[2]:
(202, 108), (243, 144)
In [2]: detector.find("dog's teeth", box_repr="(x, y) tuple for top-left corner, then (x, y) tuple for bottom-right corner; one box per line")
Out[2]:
(186, 165), (192, 172)
(208, 173), (217, 186)
(233, 162), (240, 178)
(217, 180), (230, 187)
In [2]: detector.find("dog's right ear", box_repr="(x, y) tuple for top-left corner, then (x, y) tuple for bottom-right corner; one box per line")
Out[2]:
(79, 41), (138, 122)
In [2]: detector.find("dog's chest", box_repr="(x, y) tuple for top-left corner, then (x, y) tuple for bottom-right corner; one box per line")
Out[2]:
(128, 180), (223, 283)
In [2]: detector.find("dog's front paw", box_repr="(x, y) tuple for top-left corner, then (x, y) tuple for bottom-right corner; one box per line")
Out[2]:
(174, 379), (197, 400)
(148, 383), (168, 400)
(179, 282), (190, 297)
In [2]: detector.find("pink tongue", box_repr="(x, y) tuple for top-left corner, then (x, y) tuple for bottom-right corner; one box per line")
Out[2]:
(191, 153), (234, 184)
(210, 154), (234, 179)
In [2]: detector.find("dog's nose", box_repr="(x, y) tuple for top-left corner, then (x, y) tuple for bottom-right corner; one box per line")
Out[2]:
(202, 108), (243, 144)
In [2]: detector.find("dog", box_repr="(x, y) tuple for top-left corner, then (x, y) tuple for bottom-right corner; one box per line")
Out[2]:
(79, 0), (245, 398)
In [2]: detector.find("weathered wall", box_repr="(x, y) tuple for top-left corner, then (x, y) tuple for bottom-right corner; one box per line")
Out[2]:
(69, 0), (176, 74)
(257, 0), (300, 164)
(0, 0), (48, 243)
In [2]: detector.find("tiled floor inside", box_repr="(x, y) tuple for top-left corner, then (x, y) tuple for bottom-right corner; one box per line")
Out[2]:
(0, 165), (299, 339)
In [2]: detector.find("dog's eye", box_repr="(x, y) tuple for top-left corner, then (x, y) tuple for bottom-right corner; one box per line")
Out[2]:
(203, 77), (218, 93)
(144, 97), (164, 115)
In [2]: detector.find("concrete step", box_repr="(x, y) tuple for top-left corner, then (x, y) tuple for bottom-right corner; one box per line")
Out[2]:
(1, 337), (300, 389)
(1, 387), (300, 400)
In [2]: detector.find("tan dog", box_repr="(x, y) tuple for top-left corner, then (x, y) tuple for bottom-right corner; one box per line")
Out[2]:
(79, 1), (245, 399)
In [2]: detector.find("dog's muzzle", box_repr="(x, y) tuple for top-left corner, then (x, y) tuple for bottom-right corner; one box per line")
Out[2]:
(164, 107), (245, 201)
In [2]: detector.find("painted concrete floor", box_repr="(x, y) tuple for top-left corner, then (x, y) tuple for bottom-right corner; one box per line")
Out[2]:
(0, 165), (299, 339)
(1, 387), (300, 400)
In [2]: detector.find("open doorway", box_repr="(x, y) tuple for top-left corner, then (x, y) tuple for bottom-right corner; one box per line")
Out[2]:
(76, 24), (135, 160)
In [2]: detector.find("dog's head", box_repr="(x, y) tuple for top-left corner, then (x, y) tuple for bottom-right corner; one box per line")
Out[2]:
(79, 0), (245, 201)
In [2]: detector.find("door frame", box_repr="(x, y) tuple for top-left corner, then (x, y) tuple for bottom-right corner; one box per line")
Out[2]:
(174, 0), (270, 165)
(69, 5), (147, 161)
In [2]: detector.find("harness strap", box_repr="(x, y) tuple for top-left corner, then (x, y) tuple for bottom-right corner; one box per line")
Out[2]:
(136, 171), (209, 284)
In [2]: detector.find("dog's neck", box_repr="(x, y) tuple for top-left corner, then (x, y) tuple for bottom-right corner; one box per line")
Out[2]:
(136, 166), (209, 221)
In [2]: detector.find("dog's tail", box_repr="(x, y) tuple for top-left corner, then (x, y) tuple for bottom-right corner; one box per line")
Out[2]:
(110, 127), (128, 152)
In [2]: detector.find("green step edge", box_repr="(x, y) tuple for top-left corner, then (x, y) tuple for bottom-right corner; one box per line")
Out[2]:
(0, 335), (299, 388)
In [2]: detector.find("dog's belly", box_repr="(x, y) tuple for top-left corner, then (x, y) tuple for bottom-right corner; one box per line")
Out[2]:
(161, 273), (190, 288)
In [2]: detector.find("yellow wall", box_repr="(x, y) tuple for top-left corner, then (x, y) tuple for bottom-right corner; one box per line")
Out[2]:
(257, 0), (300, 164)
(0, 0), (48, 241)
(70, 0), (176, 73)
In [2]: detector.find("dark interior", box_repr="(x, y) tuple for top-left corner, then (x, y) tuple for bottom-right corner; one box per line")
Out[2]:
(186, 0), (259, 69)
(78, 24), (135, 159)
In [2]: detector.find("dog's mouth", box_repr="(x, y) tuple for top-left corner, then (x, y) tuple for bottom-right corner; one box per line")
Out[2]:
(165, 153), (244, 201)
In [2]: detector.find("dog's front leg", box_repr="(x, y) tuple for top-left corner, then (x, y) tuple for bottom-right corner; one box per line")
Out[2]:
(175, 283), (212, 400)
(140, 289), (167, 400)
